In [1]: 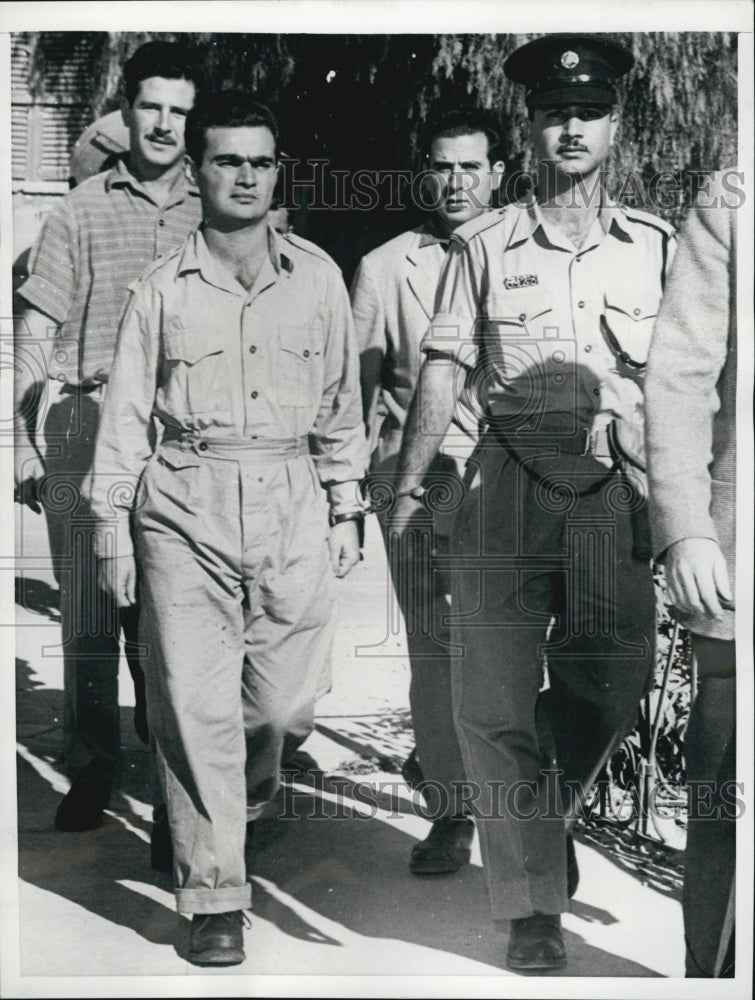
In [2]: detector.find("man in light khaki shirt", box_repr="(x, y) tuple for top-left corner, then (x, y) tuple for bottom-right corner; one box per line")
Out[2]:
(351, 107), (503, 875)
(90, 92), (365, 967)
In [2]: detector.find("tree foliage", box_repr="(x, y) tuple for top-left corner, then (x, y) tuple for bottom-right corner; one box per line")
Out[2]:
(24, 31), (739, 276)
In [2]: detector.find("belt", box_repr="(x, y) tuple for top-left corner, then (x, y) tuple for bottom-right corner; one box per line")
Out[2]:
(59, 381), (106, 397)
(493, 423), (613, 459)
(485, 419), (620, 497)
(161, 430), (310, 460)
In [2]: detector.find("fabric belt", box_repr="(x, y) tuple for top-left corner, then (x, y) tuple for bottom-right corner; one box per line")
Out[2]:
(160, 430), (310, 460)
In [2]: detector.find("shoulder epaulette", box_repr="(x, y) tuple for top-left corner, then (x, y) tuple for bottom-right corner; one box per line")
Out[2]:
(283, 232), (341, 270)
(620, 204), (676, 239)
(128, 242), (185, 291)
(449, 207), (507, 247)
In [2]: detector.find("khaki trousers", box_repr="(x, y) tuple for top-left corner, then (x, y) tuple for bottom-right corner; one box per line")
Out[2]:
(135, 438), (334, 914)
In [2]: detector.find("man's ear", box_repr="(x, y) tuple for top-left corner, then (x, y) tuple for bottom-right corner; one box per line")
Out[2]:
(184, 156), (198, 186)
(609, 108), (620, 146)
(121, 100), (132, 131)
(491, 160), (505, 191)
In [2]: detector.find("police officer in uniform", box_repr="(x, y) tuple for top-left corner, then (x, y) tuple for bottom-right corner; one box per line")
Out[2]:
(393, 35), (675, 970)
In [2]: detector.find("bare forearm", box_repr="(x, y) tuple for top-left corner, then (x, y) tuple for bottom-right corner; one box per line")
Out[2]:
(14, 307), (57, 450)
(395, 356), (458, 492)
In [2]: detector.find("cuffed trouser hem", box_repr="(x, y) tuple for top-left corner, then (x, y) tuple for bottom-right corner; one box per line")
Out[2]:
(175, 883), (252, 915)
(489, 879), (566, 922)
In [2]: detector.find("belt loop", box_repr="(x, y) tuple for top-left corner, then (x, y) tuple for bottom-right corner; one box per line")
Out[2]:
(580, 427), (591, 457)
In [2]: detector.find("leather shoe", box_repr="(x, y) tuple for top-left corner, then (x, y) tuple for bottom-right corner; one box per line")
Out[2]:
(409, 815), (474, 875)
(150, 814), (173, 873)
(188, 911), (248, 966)
(507, 913), (567, 971)
(54, 780), (110, 832)
(566, 833), (579, 899)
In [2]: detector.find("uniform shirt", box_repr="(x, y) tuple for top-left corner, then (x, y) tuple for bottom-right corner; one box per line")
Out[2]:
(351, 220), (479, 475)
(90, 227), (366, 558)
(423, 196), (676, 463)
(19, 156), (202, 385)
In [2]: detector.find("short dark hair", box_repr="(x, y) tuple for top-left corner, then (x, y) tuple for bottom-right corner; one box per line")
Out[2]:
(123, 40), (203, 105)
(185, 91), (279, 165)
(424, 106), (503, 162)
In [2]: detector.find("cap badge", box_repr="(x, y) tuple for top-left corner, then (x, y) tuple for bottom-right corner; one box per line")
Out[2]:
(561, 50), (580, 69)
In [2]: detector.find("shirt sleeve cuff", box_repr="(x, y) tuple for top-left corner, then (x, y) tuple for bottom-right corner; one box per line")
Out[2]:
(94, 520), (134, 561)
(17, 274), (69, 326)
(420, 312), (478, 367)
(326, 480), (366, 518)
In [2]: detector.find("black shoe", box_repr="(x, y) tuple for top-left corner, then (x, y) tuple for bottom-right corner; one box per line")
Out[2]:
(409, 815), (474, 875)
(150, 815), (173, 873)
(188, 911), (248, 966)
(507, 914), (567, 972)
(566, 832), (579, 899)
(54, 780), (110, 832)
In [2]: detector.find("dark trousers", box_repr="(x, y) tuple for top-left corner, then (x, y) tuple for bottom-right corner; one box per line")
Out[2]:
(450, 438), (655, 920)
(381, 517), (468, 816)
(42, 387), (144, 785)
(684, 635), (736, 977)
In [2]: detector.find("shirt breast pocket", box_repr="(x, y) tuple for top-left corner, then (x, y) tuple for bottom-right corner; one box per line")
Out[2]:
(484, 291), (556, 368)
(161, 319), (230, 422)
(602, 290), (661, 369)
(276, 325), (325, 407)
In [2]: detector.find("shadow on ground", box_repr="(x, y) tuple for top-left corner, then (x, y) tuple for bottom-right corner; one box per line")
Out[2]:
(16, 657), (663, 977)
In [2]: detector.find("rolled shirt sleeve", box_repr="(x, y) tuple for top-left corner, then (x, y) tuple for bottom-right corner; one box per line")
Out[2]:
(19, 198), (78, 324)
(420, 240), (481, 370)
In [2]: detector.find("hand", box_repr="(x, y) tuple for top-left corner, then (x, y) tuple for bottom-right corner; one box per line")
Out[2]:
(328, 519), (361, 579)
(664, 537), (733, 620)
(14, 451), (46, 514)
(98, 555), (138, 607)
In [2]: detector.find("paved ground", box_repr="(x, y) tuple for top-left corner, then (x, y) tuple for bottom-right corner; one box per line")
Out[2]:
(6, 505), (692, 997)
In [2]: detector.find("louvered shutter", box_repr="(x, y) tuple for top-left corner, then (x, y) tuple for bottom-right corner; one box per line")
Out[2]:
(11, 32), (99, 186)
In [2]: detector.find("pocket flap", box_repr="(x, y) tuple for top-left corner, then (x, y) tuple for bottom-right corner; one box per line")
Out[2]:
(604, 289), (660, 323)
(163, 324), (223, 365)
(487, 290), (553, 326)
(278, 325), (322, 361)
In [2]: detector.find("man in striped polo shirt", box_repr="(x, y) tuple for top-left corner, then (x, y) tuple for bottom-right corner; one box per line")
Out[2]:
(14, 41), (203, 835)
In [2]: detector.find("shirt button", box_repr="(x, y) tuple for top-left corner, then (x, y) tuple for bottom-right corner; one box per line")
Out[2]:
(578, 300), (585, 308)
(198, 441), (208, 451)
(251, 390), (258, 399)
(158, 219), (165, 227)
(249, 345), (257, 353)
(633, 308), (641, 316)
(518, 313), (526, 322)
(584, 345), (592, 353)
(303, 349), (310, 358)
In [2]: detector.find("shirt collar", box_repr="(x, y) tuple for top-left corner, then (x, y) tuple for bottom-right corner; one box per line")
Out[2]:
(507, 192), (634, 250)
(177, 224), (291, 290)
(106, 155), (199, 204)
(418, 216), (452, 249)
